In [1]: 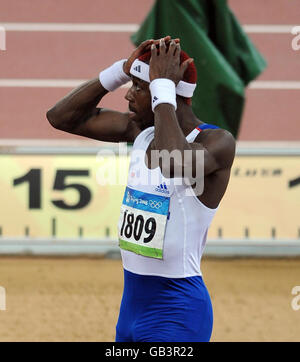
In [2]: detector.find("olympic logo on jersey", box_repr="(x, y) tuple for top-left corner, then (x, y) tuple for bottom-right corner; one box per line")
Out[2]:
(149, 200), (162, 209)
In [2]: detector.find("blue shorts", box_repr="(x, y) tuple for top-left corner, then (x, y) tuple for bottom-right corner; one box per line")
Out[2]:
(115, 269), (213, 342)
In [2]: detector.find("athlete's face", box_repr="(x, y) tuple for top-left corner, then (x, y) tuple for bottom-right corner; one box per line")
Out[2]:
(125, 76), (154, 129)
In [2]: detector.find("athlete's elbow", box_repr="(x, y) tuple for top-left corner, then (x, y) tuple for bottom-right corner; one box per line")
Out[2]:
(46, 107), (59, 128)
(46, 106), (70, 131)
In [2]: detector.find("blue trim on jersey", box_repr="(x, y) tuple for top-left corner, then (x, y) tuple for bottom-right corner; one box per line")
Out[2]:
(198, 123), (220, 130)
(116, 269), (213, 342)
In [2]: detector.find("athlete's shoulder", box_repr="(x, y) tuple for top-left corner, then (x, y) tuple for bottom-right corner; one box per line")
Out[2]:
(211, 128), (236, 148)
(195, 127), (236, 169)
(195, 125), (235, 147)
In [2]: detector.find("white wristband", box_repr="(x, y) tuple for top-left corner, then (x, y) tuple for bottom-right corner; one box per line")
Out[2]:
(149, 78), (177, 112)
(99, 59), (131, 92)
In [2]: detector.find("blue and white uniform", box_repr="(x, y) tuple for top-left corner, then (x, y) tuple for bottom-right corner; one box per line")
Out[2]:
(116, 123), (219, 342)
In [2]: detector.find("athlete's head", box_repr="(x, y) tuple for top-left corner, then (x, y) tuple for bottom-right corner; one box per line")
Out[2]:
(125, 46), (197, 129)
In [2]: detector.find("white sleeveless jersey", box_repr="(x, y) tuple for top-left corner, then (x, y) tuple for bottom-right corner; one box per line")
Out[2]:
(119, 125), (218, 278)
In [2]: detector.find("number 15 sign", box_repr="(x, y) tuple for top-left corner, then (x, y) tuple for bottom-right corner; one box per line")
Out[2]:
(0, 154), (129, 239)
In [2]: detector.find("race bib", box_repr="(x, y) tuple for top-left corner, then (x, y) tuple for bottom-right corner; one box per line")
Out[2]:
(118, 186), (170, 259)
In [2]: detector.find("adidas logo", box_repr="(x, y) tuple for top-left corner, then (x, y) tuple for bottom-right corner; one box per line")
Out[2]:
(153, 96), (158, 103)
(134, 65), (141, 73)
(155, 182), (169, 194)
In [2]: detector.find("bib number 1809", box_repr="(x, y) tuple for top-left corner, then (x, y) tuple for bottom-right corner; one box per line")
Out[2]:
(120, 210), (156, 243)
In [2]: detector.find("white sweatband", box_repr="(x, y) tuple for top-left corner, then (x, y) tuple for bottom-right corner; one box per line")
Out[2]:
(99, 59), (131, 92)
(149, 78), (177, 112)
(130, 59), (196, 98)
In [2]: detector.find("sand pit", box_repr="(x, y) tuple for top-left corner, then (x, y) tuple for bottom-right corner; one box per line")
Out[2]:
(0, 256), (299, 341)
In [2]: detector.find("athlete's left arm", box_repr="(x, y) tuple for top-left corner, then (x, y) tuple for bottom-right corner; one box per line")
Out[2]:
(149, 39), (236, 178)
(154, 103), (235, 177)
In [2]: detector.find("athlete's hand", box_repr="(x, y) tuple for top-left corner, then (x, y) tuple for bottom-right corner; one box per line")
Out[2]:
(123, 36), (180, 76)
(149, 39), (193, 84)
(123, 39), (153, 75)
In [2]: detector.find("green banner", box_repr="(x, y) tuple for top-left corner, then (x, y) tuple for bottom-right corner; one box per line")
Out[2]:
(131, 0), (267, 138)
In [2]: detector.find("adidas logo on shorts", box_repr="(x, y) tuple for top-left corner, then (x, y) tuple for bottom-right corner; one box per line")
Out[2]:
(153, 96), (158, 103)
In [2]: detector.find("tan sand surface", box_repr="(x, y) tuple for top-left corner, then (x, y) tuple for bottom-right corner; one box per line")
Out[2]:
(0, 257), (299, 341)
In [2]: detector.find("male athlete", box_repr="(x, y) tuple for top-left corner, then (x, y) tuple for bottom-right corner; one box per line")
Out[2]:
(47, 36), (236, 342)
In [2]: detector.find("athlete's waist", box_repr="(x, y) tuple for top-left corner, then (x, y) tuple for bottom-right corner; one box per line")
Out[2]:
(122, 262), (202, 278)
(123, 268), (206, 300)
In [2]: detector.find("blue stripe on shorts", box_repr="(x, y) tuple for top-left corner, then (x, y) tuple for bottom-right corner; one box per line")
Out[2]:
(115, 269), (213, 342)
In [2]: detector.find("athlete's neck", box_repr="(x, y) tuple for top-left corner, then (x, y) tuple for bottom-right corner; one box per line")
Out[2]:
(175, 98), (203, 137)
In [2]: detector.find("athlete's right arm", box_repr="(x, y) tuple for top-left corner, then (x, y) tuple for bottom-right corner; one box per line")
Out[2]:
(46, 77), (138, 143)
(46, 37), (175, 143)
